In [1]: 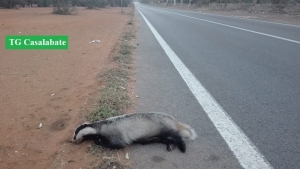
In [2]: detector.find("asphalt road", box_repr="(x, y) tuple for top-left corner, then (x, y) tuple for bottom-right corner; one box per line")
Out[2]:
(130, 3), (300, 169)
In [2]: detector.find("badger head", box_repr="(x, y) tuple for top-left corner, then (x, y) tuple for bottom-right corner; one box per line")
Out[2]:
(71, 123), (97, 144)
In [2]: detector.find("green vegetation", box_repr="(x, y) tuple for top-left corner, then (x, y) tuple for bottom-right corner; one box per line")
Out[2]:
(0, 0), (132, 9)
(52, 0), (76, 15)
(77, 17), (135, 169)
(87, 143), (130, 169)
(85, 68), (131, 122)
(37, 0), (52, 7)
(0, 0), (27, 8)
(85, 30), (135, 122)
(0, 0), (50, 8)
(85, 0), (107, 8)
(93, 158), (130, 169)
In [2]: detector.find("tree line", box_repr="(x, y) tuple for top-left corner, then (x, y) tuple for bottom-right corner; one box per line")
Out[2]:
(0, 0), (131, 8)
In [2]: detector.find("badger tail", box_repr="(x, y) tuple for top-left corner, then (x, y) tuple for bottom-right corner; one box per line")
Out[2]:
(177, 122), (197, 140)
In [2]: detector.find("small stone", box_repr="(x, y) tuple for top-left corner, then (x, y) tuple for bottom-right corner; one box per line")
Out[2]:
(125, 153), (129, 160)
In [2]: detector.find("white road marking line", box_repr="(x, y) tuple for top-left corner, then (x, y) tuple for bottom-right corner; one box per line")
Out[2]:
(140, 5), (300, 44)
(142, 4), (300, 28)
(136, 7), (274, 169)
(199, 12), (300, 28)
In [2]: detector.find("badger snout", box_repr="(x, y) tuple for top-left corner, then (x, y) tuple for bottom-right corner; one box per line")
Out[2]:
(70, 137), (83, 144)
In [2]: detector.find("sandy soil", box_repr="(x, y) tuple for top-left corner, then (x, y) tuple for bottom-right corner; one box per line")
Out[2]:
(0, 7), (132, 169)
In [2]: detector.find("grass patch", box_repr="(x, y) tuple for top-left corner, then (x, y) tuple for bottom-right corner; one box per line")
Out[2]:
(86, 105), (116, 122)
(87, 143), (131, 169)
(119, 42), (133, 55)
(84, 15), (135, 169)
(113, 53), (132, 65)
(122, 30), (135, 41)
(85, 30), (135, 122)
(114, 36), (135, 65)
(88, 143), (103, 155)
(85, 68), (131, 122)
(93, 158), (130, 169)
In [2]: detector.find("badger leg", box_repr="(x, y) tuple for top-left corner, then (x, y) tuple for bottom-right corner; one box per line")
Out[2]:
(134, 135), (185, 153)
(134, 137), (175, 152)
(93, 137), (106, 147)
(154, 138), (175, 152)
(166, 144), (175, 151)
(164, 133), (186, 153)
(134, 137), (161, 145)
(93, 135), (125, 150)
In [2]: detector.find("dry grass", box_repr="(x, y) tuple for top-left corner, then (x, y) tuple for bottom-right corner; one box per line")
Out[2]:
(82, 8), (135, 169)
(85, 68), (131, 122)
(94, 158), (130, 169)
(87, 144), (131, 169)
(85, 28), (135, 123)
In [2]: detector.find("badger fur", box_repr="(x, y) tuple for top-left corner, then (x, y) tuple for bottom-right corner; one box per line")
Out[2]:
(71, 112), (197, 153)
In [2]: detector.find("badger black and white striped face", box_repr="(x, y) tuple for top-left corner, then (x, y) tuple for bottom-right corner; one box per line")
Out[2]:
(71, 123), (97, 143)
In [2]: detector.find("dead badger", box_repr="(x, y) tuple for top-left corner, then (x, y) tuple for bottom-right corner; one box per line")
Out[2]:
(71, 112), (197, 153)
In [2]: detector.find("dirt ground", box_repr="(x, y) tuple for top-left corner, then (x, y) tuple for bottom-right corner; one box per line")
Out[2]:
(0, 7), (132, 169)
(153, 4), (300, 25)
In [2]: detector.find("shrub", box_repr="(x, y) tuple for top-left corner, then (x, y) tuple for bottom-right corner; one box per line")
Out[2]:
(37, 0), (51, 7)
(85, 0), (107, 9)
(53, 0), (76, 15)
(0, 0), (27, 8)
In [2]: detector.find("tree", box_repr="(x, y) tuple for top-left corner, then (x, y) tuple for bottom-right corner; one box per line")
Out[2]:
(249, 0), (257, 13)
(37, 0), (51, 7)
(0, 0), (27, 8)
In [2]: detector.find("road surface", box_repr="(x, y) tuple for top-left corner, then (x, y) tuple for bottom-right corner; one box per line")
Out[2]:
(130, 3), (300, 169)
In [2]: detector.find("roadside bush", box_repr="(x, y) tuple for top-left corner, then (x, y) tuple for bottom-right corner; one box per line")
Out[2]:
(53, 0), (76, 15)
(37, 0), (51, 6)
(27, 0), (39, 6)
(110, 0), (132, 6)
(0, 0), (26, 8)
(19, 0), (27, 6)
(0, 0), (7, 7)
(69, 0), (108, 8)
(85, 0), (107, 9)
(196, 0), (211, 5)
(140, 0), (149, 3)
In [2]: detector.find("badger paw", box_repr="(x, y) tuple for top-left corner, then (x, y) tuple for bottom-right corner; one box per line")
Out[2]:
(167, 144), (175, 151)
